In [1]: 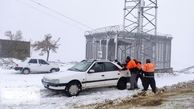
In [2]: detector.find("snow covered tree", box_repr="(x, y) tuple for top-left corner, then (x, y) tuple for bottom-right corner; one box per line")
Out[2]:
(5, 31), (14, 40)
(32, 34), (60, 61)
(4, 30), (23, 41)
(15, 30), (23, 41)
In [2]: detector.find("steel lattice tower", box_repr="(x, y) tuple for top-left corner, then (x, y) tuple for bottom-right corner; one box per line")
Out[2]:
(123, 0), (158, 35)
(85, 0), (173, 72)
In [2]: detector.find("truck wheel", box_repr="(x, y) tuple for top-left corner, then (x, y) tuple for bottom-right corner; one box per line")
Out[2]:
(22, 68), (30, 74)
(65, 81), (81, 97)
(117, 78), (127, 90)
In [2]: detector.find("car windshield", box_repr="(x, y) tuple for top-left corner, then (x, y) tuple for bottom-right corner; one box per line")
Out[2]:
(68, 60), (93, 72)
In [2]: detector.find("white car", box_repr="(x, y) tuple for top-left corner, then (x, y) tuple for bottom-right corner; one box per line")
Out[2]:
(42, 60), (130, 97)
(14, 59), (60, 74)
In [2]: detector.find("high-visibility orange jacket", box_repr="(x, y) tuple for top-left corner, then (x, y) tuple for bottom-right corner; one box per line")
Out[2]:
(127, 60), (137, 70)
(143, 63), (155, 72)
(137, 63), (142, 70)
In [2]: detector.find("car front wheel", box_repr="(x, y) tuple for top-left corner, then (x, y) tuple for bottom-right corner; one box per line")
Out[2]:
(117, 78), (127, 90)
(65, 81), (81, 97)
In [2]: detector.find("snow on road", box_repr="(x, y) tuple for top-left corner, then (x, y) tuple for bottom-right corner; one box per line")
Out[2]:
(0, 64), (194, 109)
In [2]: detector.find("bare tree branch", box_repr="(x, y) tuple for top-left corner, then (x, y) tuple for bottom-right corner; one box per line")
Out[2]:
(4, 30), (23, 41)
(31, 34), (60, 61)
(5, 31), (14, 40)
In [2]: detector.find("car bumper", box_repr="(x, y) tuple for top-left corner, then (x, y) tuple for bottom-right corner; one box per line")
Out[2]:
(41, 79), (67, 90)
(14, 67), (23, 71)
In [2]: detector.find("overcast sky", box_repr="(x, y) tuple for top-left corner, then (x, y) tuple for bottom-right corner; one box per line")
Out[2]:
(0, 0), (194, 69)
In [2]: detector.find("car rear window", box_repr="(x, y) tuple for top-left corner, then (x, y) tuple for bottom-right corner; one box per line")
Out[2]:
(104, 62), (120, 71)
(28, 59), (37, 64)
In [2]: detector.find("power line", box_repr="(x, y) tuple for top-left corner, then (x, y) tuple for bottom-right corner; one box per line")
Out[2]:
(27, 0), (93, 30)
(17, 0), (69, 25)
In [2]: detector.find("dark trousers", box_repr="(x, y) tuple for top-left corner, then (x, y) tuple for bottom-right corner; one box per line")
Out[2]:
(130, 73), (138, 89)
(129, 68), (138, 89)
(136, 73), (143, 87)
(136, 70), (145, 88)
(143, 77), (156, 93)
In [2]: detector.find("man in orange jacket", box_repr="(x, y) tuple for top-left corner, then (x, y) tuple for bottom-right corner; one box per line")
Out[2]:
(126, 57), (138, 90)
(135, 60), (144, 88)
(142, 59), (156, 93)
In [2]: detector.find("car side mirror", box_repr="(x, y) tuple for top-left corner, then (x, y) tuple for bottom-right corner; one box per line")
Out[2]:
(88, 69), (95, 73)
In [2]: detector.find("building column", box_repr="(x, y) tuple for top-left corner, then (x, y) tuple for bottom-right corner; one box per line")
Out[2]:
(98, 40), (102, 59)
(106, 37), (110, 60)
(114, 34), (118, 60)
(92, 37), (96, 59)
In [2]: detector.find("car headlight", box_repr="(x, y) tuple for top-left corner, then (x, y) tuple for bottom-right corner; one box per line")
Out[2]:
(42, 77), (48, 82)
(50, 79), (60, 84)
(43, 77), (59, 84)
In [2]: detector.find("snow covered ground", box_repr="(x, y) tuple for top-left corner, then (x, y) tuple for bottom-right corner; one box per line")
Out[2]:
(0, 64), (194, 109)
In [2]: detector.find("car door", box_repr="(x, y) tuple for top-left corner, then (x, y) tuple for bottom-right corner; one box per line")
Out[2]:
(38, 59), (50, 72)
(85, 62), (107, 88)
(102, 62), (121, 86)
(28, 59), (39, 72)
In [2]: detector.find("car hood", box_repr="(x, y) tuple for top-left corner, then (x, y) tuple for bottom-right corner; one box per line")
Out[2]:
(43, 70), (85, 80)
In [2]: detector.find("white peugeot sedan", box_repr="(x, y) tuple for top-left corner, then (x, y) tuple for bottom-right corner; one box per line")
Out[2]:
(14, 58), (60, 74)
(42, 60), (130, 97)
